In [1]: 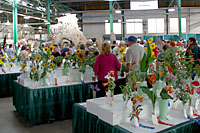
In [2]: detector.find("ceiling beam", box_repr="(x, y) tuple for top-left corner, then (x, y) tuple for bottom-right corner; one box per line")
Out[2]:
(51, 0), (130, 3)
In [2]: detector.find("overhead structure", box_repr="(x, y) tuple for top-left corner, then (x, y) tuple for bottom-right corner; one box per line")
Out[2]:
(177, 0), (182, 40)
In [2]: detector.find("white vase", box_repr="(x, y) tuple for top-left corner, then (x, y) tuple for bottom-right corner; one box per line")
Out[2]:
(152, 114), (158, 125)
(131, 117), (139, 127)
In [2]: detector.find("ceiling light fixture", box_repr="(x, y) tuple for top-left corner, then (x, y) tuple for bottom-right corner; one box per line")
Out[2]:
(168, 8), (175, 12)
(115, 9), (121, 14)
(24, 16), (31, 19)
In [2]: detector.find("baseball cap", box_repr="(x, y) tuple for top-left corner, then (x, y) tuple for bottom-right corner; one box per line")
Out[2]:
(128, 36), (137, 42)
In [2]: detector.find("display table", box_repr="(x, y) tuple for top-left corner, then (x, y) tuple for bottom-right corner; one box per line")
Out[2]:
(13, 80), (96, 124)
(72, 103), (200, 133)
(0, 72), (21, 97)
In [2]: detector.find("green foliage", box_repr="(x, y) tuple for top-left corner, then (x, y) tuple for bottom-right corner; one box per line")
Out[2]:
(141, 86), (157, 105)
(129, 105), (143, 121)
(140, 43), (155, 72)
(160, 88), (173, 100)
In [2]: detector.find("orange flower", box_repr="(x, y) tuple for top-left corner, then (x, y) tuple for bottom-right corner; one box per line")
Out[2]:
(134, 83), (138, 88)
(170, 42), (176, 47)
(102, 82), (108, 87)
(190, 58), (194, 62)
(109, 70), (115, 77)
(176, 42), (182, 46)
(133, 99), (137, 104)
(165, 85), (174, 94)
(187, 49), (192, 53)
(139, 97), (143, 102)
(157, 40), (161, 44)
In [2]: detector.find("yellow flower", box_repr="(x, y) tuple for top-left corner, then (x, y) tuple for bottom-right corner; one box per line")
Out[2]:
(144, 47), (147, 51)
(159, 72), (165, 76)
(11, 56), (16, 61)
(50, 55), (54, 60)
(50, 46), (55, 51)
(41, 64), (45, 67)
(122, 55), (126, 65)
(76, 49), (81, 54)
(118, 47), (125, 55)
(150, 43), (156, 50)
(30, 64), (33, 68)
(35, 56), (41, 61)
(1, 56), (5, 59)
(148, 38), (153, 44)
(151, 52), (156, 58)
(6, 64), (9, 67)
(64, 54), (68, 58)
(67, 50), (72, 56)
(44, 47), (49, 52)
(0, 59), (2, 63)
(20, 68), (23, 72)
(10, 63), (14, 66)
(49, 63), (53, 68)
(21, 64), (26, 67)
(32, 67), (37, 71)
(48, 70), (52, 73)
(78, 53), (84, 60)
(8, 58), (11, 62)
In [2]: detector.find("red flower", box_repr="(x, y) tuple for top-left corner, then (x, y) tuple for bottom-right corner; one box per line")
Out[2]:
(189, 46), (194, 49)
(168, 65), (172, 73)
(102, 82), (108, 87)
(105, 94), (107, 97)
(132, 61), (136, 66)
(192, 81), (200, 86)
(170, 42), (176, 47)
(187, 49), (192, 53)
(186, 87), (190, 90)
(197, 59), (200, 62)
(165, 86), (174, 94)
(189, 89), (194, 95)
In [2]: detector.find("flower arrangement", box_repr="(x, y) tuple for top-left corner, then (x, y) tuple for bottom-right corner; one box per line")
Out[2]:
(129, 94), (143, 121)
(90, 84), (100, 92)
(102, 70), (116, 107)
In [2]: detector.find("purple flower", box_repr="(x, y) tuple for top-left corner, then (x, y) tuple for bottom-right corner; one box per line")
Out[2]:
(90, 84), (94, 89)
(171, 75), (175, 79)
(197, 87), (200, 95)
(181, 79), (184, 83)
(95, 85), (100, 91)
(176, 95), (178, 98)
(181, 92), (184, 95)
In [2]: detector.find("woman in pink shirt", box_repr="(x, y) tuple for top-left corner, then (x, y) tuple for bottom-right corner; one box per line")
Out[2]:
(94, 42), (121, 97)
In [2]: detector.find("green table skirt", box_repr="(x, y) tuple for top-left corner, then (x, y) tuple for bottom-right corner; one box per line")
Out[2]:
(72, 103), (200, 133)
(13, 81), (96, 124)
(72, 103), (130, 133)
(0, 73), (21, 97)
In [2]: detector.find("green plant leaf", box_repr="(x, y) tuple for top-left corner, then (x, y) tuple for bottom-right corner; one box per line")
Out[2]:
(141, 86), (157, 105)
(160, 88), (173, 100)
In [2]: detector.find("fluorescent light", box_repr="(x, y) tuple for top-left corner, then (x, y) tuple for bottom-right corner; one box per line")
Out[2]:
(0, 10), (3, 13)
(168, 8), (175, 12)
(23, 24), (29, 27)
(105, 20), (108, 23)
(115, 9), (121, 14)
(38, 26), (42, 30)
(118, 19), (121, 22)
(24, 16), (30, 19)
(6, 20), (10, 25)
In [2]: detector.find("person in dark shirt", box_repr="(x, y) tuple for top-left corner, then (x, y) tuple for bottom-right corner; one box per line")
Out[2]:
(61, 42), (70, 57)
(52, 44), (60, 57)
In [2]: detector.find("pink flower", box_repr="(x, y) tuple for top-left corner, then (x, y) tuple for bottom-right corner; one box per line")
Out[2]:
(197, 87), (200, 95)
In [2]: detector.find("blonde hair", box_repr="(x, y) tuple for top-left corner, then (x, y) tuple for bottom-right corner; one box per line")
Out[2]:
(101, 41), (111, 56)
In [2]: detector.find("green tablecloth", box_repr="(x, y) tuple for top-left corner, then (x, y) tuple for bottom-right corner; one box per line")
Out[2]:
(72, 103), (200, 133)
(0, 73), (21, 97)
(13, 81), (97, 124)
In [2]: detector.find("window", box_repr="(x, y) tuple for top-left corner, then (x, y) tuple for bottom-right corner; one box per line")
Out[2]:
(170, 18), (186, 33)
(148, 18), (164, 33)
(126, 19), (143, 34)
(105, 20), (121, 34)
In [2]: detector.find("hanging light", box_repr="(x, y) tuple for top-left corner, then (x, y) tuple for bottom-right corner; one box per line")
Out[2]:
(168, 8), (175, 12)
(23, 24), (29, 27)
(115, 9), (121, 14)
(5, 20), (10, 25)
(24, 16), (31, 19)
(38, 26), (42, 29)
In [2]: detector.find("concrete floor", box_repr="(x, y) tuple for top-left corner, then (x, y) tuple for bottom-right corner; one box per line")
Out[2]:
(0, 97), (72, 133)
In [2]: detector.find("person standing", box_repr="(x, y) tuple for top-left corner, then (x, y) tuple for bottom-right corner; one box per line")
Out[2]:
(7, 44), (16, 58)
(126, 36), (144, 73)
(0, 46), (4, 57)
(94, 42), (121, 97)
